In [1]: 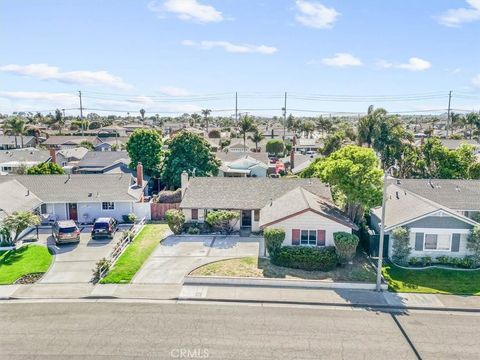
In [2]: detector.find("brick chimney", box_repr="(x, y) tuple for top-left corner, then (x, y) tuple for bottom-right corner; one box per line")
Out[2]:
(181, 171), (189, 198)
(49, 148), (57, 164)
(136, 162), (143, 188)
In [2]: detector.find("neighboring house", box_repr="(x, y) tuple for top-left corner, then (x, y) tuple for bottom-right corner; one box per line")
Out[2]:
(216, 152), (270, 177)
(227, 138), (270, 153)
(0, 179), (43, 221)
(56, 147), (89, 171)
(0, 135), (36, 150)
(42, 136), (103, 149)
(0, 172), (146, 224)
(0, 148), (51, 174)
(293, 138), (322, 153)
(280, 153), (319, 175)
(180, 175), (357, 245)
(76, 151), (131, 174)
(370, 182), (479, 259)
(94, 136), (129, 151)
(440, 139), (480, 154)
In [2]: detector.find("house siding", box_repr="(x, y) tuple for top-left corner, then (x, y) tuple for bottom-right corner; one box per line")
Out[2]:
(45, 201), (133, 223)
(406, 228), (471, 258)
(267, 210), (352, 246)
(407, 216), (473, 229)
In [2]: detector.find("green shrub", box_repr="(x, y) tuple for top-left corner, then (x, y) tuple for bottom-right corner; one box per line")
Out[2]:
(333, 232), (359, 265)
(271, 246), (338, 271)
(208, 130), (221, 138)
(187, 225), (200, 235)
(264, 228), (285, 256)
(467, 225), (480, 266)
(165, 209), (185, 235)
(391, 227), (411, 266)
(408, 257), (420, 266)
(122, 213), (137, 223)
(205, 210), (240, 234)
(420, 256), (432, 267)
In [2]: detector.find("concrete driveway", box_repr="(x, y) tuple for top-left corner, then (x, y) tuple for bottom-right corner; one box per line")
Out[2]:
(132, 236), (262, 285)
(35, 225), (127, 284)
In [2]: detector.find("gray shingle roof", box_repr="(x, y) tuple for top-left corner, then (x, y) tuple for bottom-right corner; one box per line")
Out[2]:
(395, 179), (480, 211)
(0, 149), (50, 164)
(0, 174), (141, 202)
(42, 136), (102, 146)
(260, 187), (357, 229)
(77, 151), (130, 169)
(0, 180), (43, 220)
(216, 151), (269, 166)
(440, 139), (480, 150)
(0, 135), (35, 146)
(180, 177), (332, 210)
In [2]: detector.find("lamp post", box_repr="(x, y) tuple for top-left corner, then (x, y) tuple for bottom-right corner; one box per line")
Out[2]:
(376, 165), (398, 292)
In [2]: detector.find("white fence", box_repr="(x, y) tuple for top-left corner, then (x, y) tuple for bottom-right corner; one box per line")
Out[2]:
(96, 217), (146, 281)
(133, 202), (151, 221)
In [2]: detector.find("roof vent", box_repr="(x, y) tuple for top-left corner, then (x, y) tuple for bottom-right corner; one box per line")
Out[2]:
(396, 179), (401, 185)
(395, 191), (399, 199)
(88, 192), (93, 197)
(455, 186), (460, 192)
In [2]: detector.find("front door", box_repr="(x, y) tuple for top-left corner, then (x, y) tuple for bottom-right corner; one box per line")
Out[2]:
(241, 210), (252, 228)
(68, 203), (78, 221)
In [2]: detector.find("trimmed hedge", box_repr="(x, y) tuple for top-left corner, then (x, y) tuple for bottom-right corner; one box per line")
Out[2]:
(264, 228), (285, 256)
(271, 246), (338, 271)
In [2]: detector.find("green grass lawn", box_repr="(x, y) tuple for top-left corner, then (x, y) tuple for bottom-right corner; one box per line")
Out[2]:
(0, 245), (53, 285)
(191, 252), (376, 283)
(383, 262), (480, 295)
(100, 224), (168, 284)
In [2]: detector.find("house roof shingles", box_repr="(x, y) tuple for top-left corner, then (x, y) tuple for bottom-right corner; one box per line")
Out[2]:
(0, 180), (43, 220)
(180, 177), (332, 210)
(0, 174), (142, 203)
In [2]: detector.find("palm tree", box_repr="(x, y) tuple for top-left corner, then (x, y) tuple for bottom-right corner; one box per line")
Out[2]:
(3, 117), (26, 148)
(248, 127), (265, 152)
(357, 106), (388, 148)
(139, 109), (146, 121)
(191, 113), (202, 128)
(201, 109), (211, 133)
(239, 115), (254, 152)
(465, 112), (479, 139)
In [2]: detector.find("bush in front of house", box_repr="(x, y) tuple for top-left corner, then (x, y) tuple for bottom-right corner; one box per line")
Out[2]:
(333, 232), (359, 265)
(271, 246), (338, 271)
(165, 209), (185, 235)
(122, 213), (137, 224)
(408, 255), (477, 269)
(264, 228), (285, 256)
(467, 225), (480, 266)
(205, 210), (240, 234)
(391, 227), (411, 266)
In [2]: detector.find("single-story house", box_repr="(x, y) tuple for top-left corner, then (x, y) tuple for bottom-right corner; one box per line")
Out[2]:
(42, 136), (103, 149)
(0, 179), (43, 221)
(0, 135), (36, 150)
(0, 148), (51, 174)
(370, 182), (479, 259)
(440, 139), (480, 154)
(0, 170), (146, 224)
(180, 175), (357, 245)
(215, 152), (270, 177)
(76, 151), (131, 174)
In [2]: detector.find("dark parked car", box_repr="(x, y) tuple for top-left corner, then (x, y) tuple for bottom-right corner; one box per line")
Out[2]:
(91, 217), (118, 239)
(52, 220), (80, 244)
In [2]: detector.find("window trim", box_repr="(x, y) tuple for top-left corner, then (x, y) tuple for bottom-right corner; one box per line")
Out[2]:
(191, 208), (198, 220)
(253, 210), (260, 222)
(299, 229), (317, 246)
(423, 233), (451, 252)
(101, 202), (115, 211)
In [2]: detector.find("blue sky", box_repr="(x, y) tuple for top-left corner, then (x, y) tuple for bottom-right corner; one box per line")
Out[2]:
(1, 0), (480, 117)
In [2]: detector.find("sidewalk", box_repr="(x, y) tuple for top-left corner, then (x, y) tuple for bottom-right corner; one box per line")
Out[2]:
(1, 282), (480, 312)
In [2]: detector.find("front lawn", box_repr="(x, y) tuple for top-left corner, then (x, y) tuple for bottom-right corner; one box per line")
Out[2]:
(0, 245), (53, 285)
(100, 224), (168, 284)
(190, 252), (376, 282)
(382, 262), (480, 295)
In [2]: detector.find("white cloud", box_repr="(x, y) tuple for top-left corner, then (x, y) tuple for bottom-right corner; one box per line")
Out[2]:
(437, 0), (480, 27)
(0, 64), (133, 90)
(182, 40), (277, 54)
(0, 91), (77, 103)
(377, 57), (431, 71)
(472, 74), (480, 87)
(148, 0), (223, 23)
(295, 0), (340, 29)
(321, 53), (362, 67)
(158, 86), (190, 96)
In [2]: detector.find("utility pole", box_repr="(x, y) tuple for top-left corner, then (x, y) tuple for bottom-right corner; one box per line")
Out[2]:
(282, 91), (287, 139)
(78, 90), (84, 137)
(62, 109), (66, 118)
(235, 92), (238, 123)
(446, 90), (452, 138)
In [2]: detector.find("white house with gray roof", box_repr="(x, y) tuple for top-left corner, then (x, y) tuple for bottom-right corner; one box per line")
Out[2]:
(370, 182), (479, 259)
(180, 175), (357, 245)
(0, 173), (146, 224)
(0, 148), (51, 174)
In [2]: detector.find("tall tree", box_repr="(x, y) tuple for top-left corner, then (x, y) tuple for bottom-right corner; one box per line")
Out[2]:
(27, 162), (65, 175)
(357, 106), (387, 148)
(238, 115), (254, 152)
(3, 117), (26, 148)
(248, 126), (265, 152)
(54, 109), (65, 134)
(161, 131), (220, 188)
(201, 109), (211, 133)
(311, 145), (383, 222)
(191, 113), (202, 128)
(126, 129), (163, 177)
(139, 109), (146, 121)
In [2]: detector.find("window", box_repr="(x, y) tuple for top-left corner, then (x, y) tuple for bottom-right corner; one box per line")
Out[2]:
(191, 209), (198, 220)
(424, 234), (450, 251)
(254, 210), (260, 222)
(300, 230), (317, 246)
(102, 202), (115, 210)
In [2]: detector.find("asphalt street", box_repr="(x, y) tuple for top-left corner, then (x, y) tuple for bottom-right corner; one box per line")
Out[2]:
(0, 301), (479, 359)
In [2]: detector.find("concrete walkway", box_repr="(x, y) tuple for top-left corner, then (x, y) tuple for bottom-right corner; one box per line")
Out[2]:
(132, 235), (263, 284)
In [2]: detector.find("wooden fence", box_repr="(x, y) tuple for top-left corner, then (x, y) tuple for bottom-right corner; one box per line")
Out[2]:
(150, 203), (180, 220)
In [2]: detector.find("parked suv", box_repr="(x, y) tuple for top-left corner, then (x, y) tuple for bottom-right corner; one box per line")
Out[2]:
(91, 217), (118, 239)
(52, 220), (80, 244)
